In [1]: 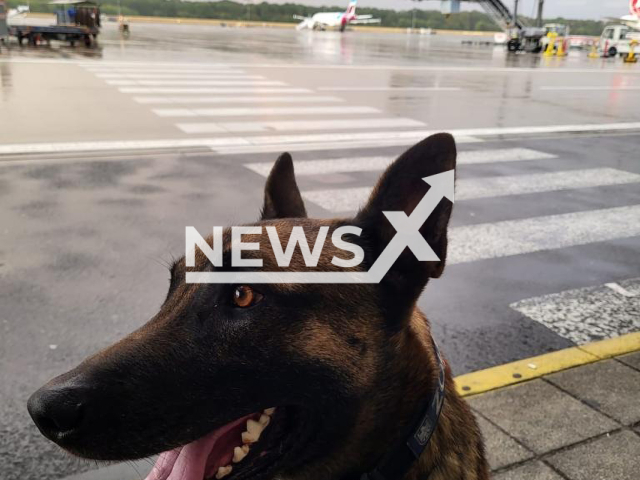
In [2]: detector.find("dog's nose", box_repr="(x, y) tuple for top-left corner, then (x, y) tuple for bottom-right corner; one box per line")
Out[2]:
(27, 386), (85, 439)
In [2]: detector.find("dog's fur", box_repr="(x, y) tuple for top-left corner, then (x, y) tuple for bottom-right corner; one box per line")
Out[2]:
(28, 133), (489, 480)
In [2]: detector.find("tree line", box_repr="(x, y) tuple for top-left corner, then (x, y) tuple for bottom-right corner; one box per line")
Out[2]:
(8, 0), (607, 35)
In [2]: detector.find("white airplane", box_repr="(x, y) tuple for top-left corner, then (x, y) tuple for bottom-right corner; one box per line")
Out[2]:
(621, 0), (640, 29)
(294, 0), (381, 32)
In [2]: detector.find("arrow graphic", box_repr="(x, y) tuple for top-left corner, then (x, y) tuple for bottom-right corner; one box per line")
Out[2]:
(186, 170), (455, 284)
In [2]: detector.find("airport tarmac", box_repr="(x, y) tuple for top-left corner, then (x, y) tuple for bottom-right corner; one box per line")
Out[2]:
(1, 22), (640, 480)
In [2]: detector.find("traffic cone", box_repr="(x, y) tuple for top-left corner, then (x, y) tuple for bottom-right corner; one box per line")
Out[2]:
(625, 40), (638, 63)
(556, 38), (568, 57)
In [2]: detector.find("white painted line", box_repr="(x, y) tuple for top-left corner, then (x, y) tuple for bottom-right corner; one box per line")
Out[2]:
(212, 122), (640, 151)
(0, 138), (251, 155)
(457, 148), (557, 164)
(0, 132), (480, 157)
(120, 87), (313, 94)
(303, 188), (371, 212)
(153, 106), (379, 118)
(456, 168), (640, 200)
(449, 205), (640, 264)
(301, 168), (640, 212)
(244, 130), (472, 145)
(448, 122), (640, 137)
(134, 95), (343, 105)
(177, 118), (425, 134)
(455, 168), (640, 200)
(88, 69), (245, 74)
(245, 156), (393, 177)
(5, 58), (639, 76)
(511, 278), (640, 345)
(97, 73), (264, 80)
(317, 87), (462, 92)
(540, 86), (640, 91)
(605, 283), (637, 298)
(245, 148), (556, 177)
(79, 61), (236, 68)
(3, 122), (638, 157)
(107, 80), (286, 86)
(213, 135), (482, 155)
(73, 60), (640, 75)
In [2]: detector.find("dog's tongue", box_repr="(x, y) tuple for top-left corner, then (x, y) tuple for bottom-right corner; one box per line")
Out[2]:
(144, 415), (252, 480)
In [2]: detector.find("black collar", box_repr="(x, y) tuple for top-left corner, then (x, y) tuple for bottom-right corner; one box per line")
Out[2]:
(360, 338), (446, 480)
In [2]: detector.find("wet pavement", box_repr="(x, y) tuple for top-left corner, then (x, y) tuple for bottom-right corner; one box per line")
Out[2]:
(1, 22), (640, 480)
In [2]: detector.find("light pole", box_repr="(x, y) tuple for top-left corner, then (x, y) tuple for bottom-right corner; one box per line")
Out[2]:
(246, 0), (253, 22)
(410, 0), (423, 32)
(536, 0), (544, 27)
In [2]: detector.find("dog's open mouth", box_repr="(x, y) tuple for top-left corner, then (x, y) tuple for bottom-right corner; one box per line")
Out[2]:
(145, 407), (285, 480)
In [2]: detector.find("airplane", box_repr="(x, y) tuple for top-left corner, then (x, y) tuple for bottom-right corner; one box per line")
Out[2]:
(621, 0), (640, 29)
(294, 0), (381, 32)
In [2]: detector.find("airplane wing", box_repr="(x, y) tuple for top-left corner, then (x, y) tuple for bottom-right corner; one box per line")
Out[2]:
(295, 18), (315, 30)
(350, 17), (382, 24)
(293, 14), (308, 21)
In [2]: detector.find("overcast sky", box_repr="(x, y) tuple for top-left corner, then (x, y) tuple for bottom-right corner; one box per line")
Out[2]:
(261, 1), (630, 20)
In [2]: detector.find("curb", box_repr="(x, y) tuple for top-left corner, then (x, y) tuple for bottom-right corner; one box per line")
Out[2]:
(454, 332), (640, 397)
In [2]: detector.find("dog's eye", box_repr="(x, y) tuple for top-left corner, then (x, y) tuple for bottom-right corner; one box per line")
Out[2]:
(233, 286), (263, 308)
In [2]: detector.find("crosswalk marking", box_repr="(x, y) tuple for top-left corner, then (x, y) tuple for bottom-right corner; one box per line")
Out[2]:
(300, 168), (640, 212)
(107, 80), (287, 87)
(96, 73), (261, 79)
(541, 86), (640, 91)
(302, 188), (371, 212)
(510, 278), (640, 345)
(244, 148), (557, 177)
(456, 168), (640, 200)
(134, 96), (344, 105)
(120, 87), (314, 94)
(0, 132), (481, 156)
(88, 69), (246, 74)
(153, 106), (379, 118)
(317, 86), (463, 92)
(448, 205), (640, 264)
(177, 118), (426, 134)
(211, 135), (482, 155)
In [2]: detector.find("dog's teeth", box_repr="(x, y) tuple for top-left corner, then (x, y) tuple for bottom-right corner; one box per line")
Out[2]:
(247, 419), (264, 435)
(242, 419), (264, 444)
(216, 466), (232, 479)
(258, 414), (271, 427)
(263, 407), (276, 416)
(233, 445), (249, 463)
(242, 431), (257, 444)
(242, 418), (266, 444)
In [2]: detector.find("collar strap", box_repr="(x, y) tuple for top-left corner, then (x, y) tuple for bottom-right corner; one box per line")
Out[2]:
(360, 338), (446, 480)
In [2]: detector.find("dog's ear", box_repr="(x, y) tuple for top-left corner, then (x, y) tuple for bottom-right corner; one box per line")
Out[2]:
(356, 133), (456, 292)
(261, 152), (307, 220)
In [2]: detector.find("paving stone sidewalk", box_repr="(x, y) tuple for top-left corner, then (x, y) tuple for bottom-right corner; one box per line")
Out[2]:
(469, 351), (640, 480)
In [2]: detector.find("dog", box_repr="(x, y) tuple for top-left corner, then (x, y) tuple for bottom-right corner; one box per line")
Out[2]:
(27, 133), (489, 480)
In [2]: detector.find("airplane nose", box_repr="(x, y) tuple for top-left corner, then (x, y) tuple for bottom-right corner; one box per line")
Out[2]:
(27, 386), (86, 440)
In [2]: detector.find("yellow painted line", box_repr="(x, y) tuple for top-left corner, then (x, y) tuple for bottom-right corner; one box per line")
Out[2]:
(454, 331), (640, 397)
(579, 331), (640, 359)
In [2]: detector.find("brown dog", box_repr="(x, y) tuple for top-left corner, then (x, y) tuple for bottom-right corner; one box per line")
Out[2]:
(27, 133), (488, 480)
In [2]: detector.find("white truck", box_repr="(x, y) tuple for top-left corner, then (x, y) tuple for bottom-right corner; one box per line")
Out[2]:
(599, 24), (640, 57)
